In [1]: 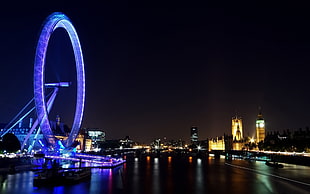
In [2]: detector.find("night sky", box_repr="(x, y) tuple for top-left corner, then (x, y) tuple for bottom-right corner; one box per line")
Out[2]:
(1, 1), (310, 143)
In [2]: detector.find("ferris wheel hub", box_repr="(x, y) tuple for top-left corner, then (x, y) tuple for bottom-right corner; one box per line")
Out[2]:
(45, 82), (71, 88)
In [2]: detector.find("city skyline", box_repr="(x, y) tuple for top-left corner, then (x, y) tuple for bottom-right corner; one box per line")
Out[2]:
(1, 1), (310, 143)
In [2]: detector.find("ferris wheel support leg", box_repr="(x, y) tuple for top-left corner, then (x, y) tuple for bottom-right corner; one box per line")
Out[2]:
(1, 106), (36, 138)
(21, 119), (39, 153)
(22, 88), (59, 153)
(43, 87), (59, 148)
(1, 98), (34, 137)
(21, 118), (38, 152)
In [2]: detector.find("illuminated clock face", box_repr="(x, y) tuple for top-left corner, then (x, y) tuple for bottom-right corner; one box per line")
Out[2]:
(259, 123), (264, 128)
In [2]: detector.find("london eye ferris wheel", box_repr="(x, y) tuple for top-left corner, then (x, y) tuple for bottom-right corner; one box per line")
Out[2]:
(33, 12), (85, 151)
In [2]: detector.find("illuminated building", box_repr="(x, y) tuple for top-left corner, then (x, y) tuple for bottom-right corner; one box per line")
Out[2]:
(54, 127), (104, 152)
(233, 142), (244, 150)
(232, 116), (243, 141)
(208, 136), (225, 150)
(190, 126), (198, 144)
(75, 133), (91, 152)
(231, 116), (246, 150)
(256, 111), (265, 143)
(207, 116), (246, 151)
(83, 128), (106, 151)
(0, 119), (43, 151)
(85, 128), (105, 143)
(119, 136), (134, 148)
(208, 134), (233, 151)
(50, 116), (70, 136)
(56, 115), (61, 126)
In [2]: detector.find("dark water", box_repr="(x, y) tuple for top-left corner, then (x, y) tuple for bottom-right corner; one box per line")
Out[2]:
(1, 155), (310, 194)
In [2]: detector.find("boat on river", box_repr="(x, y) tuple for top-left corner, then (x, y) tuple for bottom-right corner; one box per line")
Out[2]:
(33, 168), (91, 186)
(265, 161), (284, 168)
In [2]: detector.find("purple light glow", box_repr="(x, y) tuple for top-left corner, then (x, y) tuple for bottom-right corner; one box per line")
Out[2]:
(33, 12), (85, 149)
(45, 155), (125, 167)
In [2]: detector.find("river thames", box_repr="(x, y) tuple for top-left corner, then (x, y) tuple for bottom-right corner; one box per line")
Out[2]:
(1, 154), (310, 194)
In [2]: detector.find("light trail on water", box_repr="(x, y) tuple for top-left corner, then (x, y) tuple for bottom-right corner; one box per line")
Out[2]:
(225, 162), (310, 187)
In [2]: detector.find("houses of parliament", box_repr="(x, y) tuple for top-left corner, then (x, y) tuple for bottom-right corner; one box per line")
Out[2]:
(208, 111), (266, 151)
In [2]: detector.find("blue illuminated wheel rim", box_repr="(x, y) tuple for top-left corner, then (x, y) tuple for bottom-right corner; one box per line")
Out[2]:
(34, 12), (85, 149)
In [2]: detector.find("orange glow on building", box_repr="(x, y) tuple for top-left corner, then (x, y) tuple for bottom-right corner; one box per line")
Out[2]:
(208, 136), (225, 150)
(256, 111), (265, 143)
(232, 116), (243, 141)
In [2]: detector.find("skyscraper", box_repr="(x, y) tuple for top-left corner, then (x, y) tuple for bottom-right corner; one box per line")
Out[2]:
(56, 115), (61, 126)
(232, 116), (243, 141)
(256, 111), (265, 142)
(190, 126), (198, 144)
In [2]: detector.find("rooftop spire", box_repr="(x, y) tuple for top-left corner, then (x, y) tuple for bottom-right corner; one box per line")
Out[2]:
(258, 106), (263, 118)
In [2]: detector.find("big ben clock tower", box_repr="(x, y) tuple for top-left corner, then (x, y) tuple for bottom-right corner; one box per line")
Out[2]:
(256, 110), (265, 142)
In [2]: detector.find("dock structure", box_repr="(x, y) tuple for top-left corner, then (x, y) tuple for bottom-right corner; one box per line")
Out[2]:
(43, 154), (126, 169)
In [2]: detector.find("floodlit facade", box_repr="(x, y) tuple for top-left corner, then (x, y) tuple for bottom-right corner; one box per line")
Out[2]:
(208, 136), (225, 150)
(232, 116), (243, 141)
(256, 112), (265, 142)
(233, 142), (244, 150)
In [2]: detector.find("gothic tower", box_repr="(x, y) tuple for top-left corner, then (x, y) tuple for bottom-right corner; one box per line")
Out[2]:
(232, 116), (243, 141)
(256, 110), (265, 142)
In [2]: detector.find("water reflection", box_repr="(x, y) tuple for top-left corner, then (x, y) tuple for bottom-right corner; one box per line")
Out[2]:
(144, 156), (152, 193)
(153, 158), (160, 194)
(89, 168), (121, 194)
(108, 169), (113, 194)
(166, 156), (173, 194)
(1, 156), (310, 194)
(132, 157), (140, 193)
(167, 156), (172, 164)
(195, 158), (204, 193)
(188, 156), (193, 163)
(2, 172), (34, 194)
(255, 173), (274, 193)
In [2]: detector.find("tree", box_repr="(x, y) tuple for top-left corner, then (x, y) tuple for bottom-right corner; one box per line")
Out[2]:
(257, 141), (264, 151)
(1, 133), (21, 153)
